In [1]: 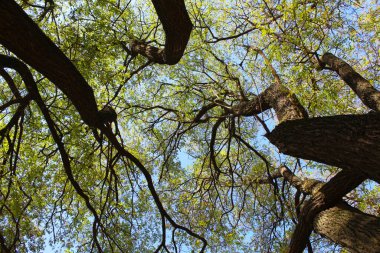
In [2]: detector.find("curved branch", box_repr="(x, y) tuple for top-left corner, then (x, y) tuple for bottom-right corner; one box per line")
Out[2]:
(0, 54), (104, 252)
(210, 118), (225, 177)
(0, 68), (22, 98)
(0, 0), (101, 127)
(131, 0), (193, 65)
(320, 53), (380, 111)
(287, 169), (367, 253)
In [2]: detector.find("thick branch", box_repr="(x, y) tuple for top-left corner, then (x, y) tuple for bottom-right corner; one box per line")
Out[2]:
(314, 202), (380, 253)
(0, 68), (21, 98)
(279, 166), (377, 253)
(0, 0), (101, 127)
(230, 49), (308, 122)
(262, 84), (308, 122)
(131, 0), (193, 64)
(287, 169), (366, 253)
(279, 166), (322, 194)
(230, 82), (307, 122)
(267, 112), (380, 183)
(321, 53), (380, 111)
(229, 94), (271, 116)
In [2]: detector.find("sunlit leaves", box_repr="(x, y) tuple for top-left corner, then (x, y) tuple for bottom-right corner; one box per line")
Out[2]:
(1, 0), (378, 252)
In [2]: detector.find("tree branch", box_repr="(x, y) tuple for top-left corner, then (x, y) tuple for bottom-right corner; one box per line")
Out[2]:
(287, 169), (367, 253)
(0, 0), (101, 127)
(130, 0), (193, 65)
(267, 113), (380, 183)
(320, 53), (380, 111)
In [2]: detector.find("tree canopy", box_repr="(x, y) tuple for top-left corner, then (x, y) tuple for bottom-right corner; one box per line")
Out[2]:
(0, 0), (379, 252)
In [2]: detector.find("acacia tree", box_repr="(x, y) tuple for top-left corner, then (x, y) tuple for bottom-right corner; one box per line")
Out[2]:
(0, 0), (379, 252)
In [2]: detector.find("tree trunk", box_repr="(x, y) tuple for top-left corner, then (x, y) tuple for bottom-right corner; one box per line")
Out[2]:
(279, 166), (377, 253)
(267, 113), (380, 183)
(287, 169), (366, 253)
(314, 202), (380, 253)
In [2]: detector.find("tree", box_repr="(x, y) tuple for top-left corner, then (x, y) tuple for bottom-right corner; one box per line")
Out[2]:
(0, 0), (379, 252)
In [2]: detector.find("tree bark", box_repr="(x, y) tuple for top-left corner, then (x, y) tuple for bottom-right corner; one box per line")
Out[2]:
(0, 0), (101, 127)
(262, 84), (308, 122)
(229, 83), (308, 121)
(267, 112), (380, 183)
(321, 53), (380, 111)
(314, 202), (380, 253)
(230, 49), (308, 122)
(287, 170), (367, 253)
(230, 84), (308, 121)
(279, 166), (378, 253)
(131, 0), (193, 64)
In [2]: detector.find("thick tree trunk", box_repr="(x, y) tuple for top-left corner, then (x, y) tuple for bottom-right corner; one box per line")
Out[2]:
(314, 202), (380, 253)
(131, 0), (193, 64)
(279, 166), (377, 253)
(321, 53), (380, 111)
(0, 0), (101, 127)
(267, 112), (380, 183)
(287, 170), (366, 253)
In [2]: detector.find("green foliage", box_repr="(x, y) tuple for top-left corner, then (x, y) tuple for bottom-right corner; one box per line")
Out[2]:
(0, 0), (378, 252)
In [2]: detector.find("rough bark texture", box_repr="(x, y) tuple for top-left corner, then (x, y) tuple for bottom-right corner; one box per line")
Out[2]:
(287, 169), (367, 253)
(321, 53), (380, 111)
(315, 202), (380, 253)
(279, 166), (376, 253)
(131, 0), (193, 64)
(262, 84), (308, 122)
(0, 0), (101, 127)
(267, 112), (380, 183)
(279, 166), (321, 192)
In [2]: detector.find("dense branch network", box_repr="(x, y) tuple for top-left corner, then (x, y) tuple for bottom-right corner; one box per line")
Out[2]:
(0, 0), (204, 251)
(190, 48), (380, 252)
(0, 0), (379, 252)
